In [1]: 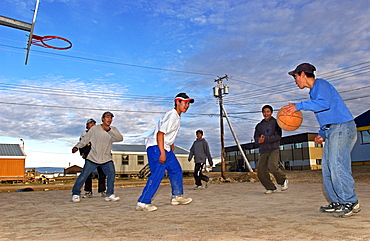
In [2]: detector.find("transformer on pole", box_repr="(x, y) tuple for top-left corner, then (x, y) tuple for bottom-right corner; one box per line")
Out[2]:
(213, 75), (229, 180)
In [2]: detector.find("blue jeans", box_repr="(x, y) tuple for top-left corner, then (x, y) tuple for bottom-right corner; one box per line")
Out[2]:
(322, 120), (358, 204)
(72, 160), (115, 196)
(138, 146), (184, 204)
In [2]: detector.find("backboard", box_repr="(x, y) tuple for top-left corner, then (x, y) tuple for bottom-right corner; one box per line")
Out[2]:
(0, 0), (71, 65)
(25, 0), (40, 65)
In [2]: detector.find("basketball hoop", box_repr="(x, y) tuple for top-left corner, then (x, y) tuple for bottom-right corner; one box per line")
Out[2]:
(31, 35), (72, 50)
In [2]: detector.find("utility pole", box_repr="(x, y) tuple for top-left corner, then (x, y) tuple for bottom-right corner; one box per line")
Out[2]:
(213, 75), (229, 180)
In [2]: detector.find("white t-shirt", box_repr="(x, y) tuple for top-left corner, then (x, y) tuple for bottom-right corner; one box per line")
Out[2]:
(145, 109), (180, 151)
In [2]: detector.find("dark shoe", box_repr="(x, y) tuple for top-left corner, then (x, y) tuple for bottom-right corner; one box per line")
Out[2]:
(82, 191), (93, 198)
(333, 201), (361, 218)
(205, 178), (212, 188)
(319, 202), (340, 213)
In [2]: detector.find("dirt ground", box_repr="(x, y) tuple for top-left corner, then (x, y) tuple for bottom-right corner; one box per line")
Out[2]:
(0, 166), (370, 240)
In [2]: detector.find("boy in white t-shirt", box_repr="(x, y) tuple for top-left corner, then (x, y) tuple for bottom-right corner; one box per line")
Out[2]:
(136, 93), (194, 212)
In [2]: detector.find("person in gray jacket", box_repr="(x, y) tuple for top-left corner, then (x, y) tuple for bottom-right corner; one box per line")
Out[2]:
(254, 105), (288, 194)
(188, 130), (213, 189)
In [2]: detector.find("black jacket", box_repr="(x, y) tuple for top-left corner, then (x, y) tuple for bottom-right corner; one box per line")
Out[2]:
(253, 116), (282, 153)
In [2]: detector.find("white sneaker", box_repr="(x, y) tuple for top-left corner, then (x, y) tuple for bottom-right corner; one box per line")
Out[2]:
(193, 185), (203, 190)
(135, 202), (157, 212)
(72, 195), (81, 202)
(264, 189), (277, 194)
(171, 195), (192, 205)
(105, 194), (120, 202)
(281, 179), (289, 191)
(99, 191), (107, 197)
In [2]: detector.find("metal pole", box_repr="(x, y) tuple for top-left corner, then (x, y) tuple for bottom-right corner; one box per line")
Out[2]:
(219, 89), (226, 180)
(222, 105), (253, 172)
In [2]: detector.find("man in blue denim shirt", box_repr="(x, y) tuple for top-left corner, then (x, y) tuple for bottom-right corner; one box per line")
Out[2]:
(283, 63), (360, 218)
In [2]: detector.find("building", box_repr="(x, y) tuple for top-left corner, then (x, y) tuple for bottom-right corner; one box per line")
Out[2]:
(112, 144), (193, 177)
(225, 133), (324, 171)
(64, 165), (83, 176)
(0, 143), (27, 183)
(351, 109), (370, 165)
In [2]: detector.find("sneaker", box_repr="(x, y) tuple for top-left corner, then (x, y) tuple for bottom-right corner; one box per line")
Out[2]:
(72, 195), (81, 203)
(82, 191), (93, 198)
(264, 189), (277, 194)
(105, 194), (120, 202)
(205, 178), (212, 188)
(319, 202), (341, 213)
(99, 191), (107, 197)
(333, 201), (361, 218)
(135, 202), (157, 212)
(281, 179), (289, 191)
(171, 195), (193, 205)
(193, 185), (203, 190)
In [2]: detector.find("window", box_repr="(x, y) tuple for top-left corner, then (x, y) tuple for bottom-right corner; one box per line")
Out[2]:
(294, 143), (302, 149)
(316, 159), (322, 165)
(315, 143), (323, 148)
(137, 155), (144, 165)
(360, 130), (370, 144)
(122, 155), (129, 165)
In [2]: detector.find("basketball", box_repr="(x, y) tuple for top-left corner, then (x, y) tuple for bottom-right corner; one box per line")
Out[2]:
(276, 106), (303, 131)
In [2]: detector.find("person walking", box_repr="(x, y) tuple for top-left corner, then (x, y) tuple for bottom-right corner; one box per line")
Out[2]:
(79, 118), (107, 198)
(254, 105), (288, 194)
(71, 112), (123, 203)
(284, 63), (360, 218)
(188, 129), (213, 190)
(136, 93), (194, 212)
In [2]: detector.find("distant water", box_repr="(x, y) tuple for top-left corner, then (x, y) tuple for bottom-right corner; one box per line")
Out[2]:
(29, 167), (65, 173)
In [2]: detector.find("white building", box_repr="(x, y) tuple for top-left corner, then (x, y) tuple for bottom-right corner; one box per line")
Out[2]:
(112, 144), (194, 177)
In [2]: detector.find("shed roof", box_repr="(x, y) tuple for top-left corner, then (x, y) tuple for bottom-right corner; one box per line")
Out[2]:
(0, 144), (25, 156)
(112, 144), (189, 155)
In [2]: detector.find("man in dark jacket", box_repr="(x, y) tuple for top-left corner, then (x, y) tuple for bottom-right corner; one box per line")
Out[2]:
(188, 130), (213, 190)
(254, 105), (288, 194)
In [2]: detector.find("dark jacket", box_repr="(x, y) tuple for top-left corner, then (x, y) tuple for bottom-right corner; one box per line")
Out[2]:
(254, 116), (282, 153)
(188, 138), (213, 166)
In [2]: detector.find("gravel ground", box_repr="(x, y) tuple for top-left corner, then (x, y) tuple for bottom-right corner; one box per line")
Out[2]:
(0, 166), (369, 240)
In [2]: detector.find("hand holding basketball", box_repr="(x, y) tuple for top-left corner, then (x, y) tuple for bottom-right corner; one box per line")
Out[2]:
(277, 105), (303, 131)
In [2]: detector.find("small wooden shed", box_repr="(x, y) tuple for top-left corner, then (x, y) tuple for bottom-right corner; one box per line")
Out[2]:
(0, 144), (27, 183)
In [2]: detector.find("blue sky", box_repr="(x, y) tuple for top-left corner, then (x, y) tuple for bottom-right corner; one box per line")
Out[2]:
(1, 0), (369, 168)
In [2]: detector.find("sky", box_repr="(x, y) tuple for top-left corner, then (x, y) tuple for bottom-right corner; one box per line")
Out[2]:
(1, 0), (369, 168)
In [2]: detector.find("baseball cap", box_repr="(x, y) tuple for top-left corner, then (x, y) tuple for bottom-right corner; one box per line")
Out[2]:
(86, 118), (96, 124)
(102, 111), (114, 118)
(174, 93), (194, 103)
(288, 63), (316, 76)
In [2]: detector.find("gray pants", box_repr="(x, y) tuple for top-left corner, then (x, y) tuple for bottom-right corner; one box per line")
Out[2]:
(257, 149), (286, 190)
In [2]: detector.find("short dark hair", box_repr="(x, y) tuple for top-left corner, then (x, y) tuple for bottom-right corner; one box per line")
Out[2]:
(262, 105), (273, 113)
(297, 71), (315, 78)
(196, 129), (203, 135)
